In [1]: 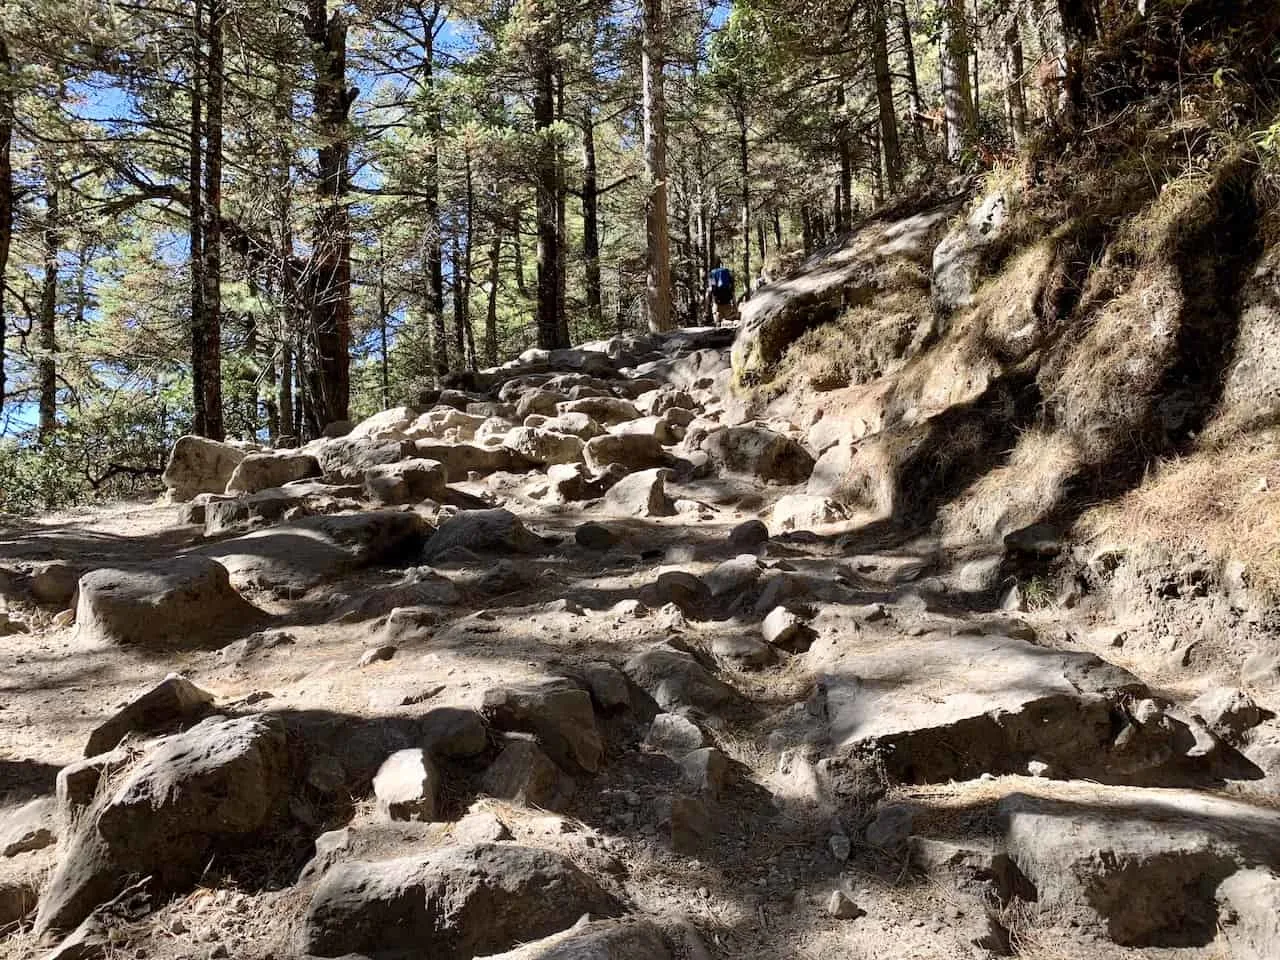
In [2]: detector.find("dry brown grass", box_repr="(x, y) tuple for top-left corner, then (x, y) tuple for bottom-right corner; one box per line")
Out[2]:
(939, 429), (1082, 548)
(1078, 434), (1280, 599)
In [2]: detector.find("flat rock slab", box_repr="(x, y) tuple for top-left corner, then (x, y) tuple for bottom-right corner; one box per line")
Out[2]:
(198, 510), (427, 594)
(75, 556), (262, 647)
(298, 842), (620, 959)
(998, 787), (1280, 951)
(907, 779), (1280, 956)
(809, 624), (1164, 783)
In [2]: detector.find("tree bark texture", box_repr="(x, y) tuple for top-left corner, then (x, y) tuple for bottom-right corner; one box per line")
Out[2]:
(305, 0), (353, 429)
(642, 0), (673, 332)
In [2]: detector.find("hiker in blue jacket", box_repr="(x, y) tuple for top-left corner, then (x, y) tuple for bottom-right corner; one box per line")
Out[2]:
(705, 258), (737, 325)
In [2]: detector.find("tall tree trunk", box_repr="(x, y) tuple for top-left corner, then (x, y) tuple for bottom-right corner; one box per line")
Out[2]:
(462, 146), (476, 369)
(189, 0), (207, 436)
(940, 0), (977, 163)
(378, 252), (391, 409)
(1055, 0), (1095, 118)
(642, 0), (673, 332)
(264, 356), (279, 440)
(511, 205), (526, 295)
(971, 0), (980, 113)
(893, 0), (926, 152)
(870, 0), (902, 192)
(201, 0), (225, 439)
(38, 182), (59, 442)
(1002, 21), (1027, 145)
(416, 13), (446, 378)
(581, 108), (603, 331)
(532, 27), (564, 348)
(485, 223), (501, 366)
(736, 97), (749, 291)
(305, 0), (353, 428)
(451, 239), (465, 371)
(424, 80), (446, 376)
(0, 33), (11, 418)
(835, 84), (851, 233)
(773, 210), (782, 249)
(554, 63), (569, 346)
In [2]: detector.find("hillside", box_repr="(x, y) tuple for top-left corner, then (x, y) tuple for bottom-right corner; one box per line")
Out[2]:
(2, 287), (1280, 958)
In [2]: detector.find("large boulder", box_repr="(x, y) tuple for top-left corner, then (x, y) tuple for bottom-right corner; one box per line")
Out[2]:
(348, 406), (420, 441)
(423, 509), (542, 561)
(364, 458), (448, 504)
(75, 557), (261, 647)
(318, 436), (417, 484)
(730, 200), (958, 380)
(515, 390), (566, 419)
(414, 441), (532, 479)
(297, 843), (620, 959)
(804, 614), (1225, 784)
(503, 427), (585, 466)
(533, 412), (606, 440)
(602, 468), (673, 517)
(546, 462), (627, 503)
(583, 433), (668, 472)
(162, 435), (247, 501)
(84, 674), (215, 757)
(203, 488), (293, 536)
(405, 408), (489, 442)
(557, 397), (640, 426)
(36, 714), (289, 936)
(482, 738), (576, 810)
(624, 644), (738, 713)
(225, 452), (322, 494)
(609, 415), (677, 445)
(932, 186), (1011, 315)
(770, 493), (851, 533)
(636, 388), (696, 417)
(482, 680), (603, 774)
(993, 787), (1280, 953)
(199, 510), (428, 594)
(700, 426), (814, 483)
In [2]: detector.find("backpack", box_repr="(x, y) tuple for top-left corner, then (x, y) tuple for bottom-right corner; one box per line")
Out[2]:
(710, 267), (734, 304)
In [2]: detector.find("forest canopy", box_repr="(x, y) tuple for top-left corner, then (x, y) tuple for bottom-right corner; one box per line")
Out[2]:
(0, 0), (1264, 513)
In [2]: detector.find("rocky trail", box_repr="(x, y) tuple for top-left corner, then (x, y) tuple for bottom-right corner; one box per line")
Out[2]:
(2, 321), (1280, 960)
